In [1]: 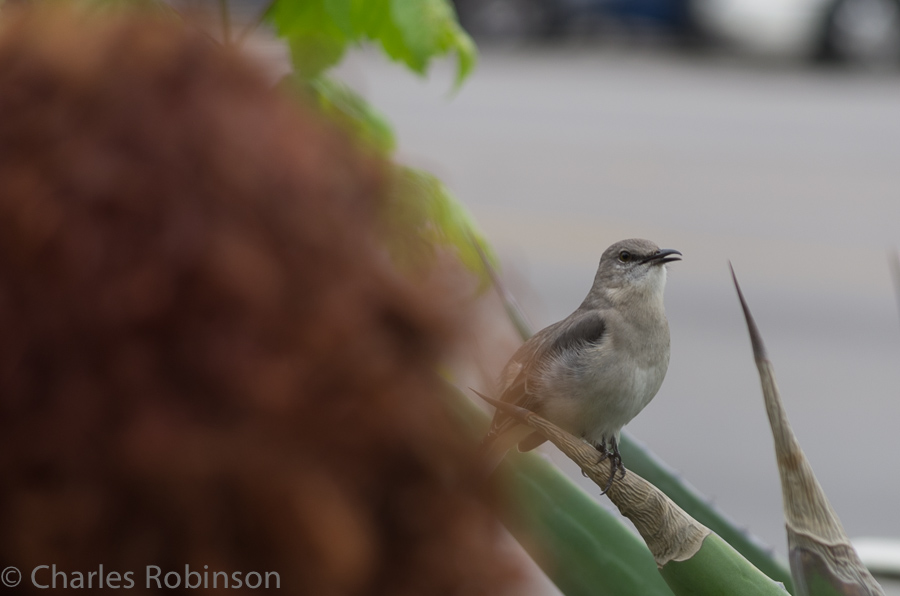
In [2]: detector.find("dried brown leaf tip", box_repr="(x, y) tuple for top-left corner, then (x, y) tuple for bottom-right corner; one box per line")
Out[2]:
(731, 268), (884, 596)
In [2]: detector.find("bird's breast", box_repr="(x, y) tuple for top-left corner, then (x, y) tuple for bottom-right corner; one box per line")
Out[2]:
(527, 305), (672, 442)
(534, 339), (669, 441)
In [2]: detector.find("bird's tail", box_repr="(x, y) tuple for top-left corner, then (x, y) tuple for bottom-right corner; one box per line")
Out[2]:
(472, 387), (544, 475)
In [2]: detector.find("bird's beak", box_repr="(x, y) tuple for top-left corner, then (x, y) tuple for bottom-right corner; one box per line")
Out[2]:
(642, 248), (682, 265)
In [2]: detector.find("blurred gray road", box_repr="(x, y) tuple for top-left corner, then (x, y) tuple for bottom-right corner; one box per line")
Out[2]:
(336, 46), (900, 576)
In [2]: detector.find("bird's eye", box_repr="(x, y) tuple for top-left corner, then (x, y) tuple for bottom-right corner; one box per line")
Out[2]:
(618, 250), (632, 263)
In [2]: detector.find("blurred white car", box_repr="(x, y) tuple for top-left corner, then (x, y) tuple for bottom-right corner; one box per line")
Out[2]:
(693, 0), (900, 66)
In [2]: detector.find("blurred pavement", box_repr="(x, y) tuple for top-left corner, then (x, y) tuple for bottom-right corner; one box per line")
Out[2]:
(334, 45), (900, 589)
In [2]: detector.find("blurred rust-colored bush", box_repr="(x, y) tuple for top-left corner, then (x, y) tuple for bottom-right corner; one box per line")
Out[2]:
(0, 7), (510, 595)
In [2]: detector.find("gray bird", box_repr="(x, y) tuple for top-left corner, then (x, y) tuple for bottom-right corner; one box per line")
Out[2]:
(481, 238), (681, 491)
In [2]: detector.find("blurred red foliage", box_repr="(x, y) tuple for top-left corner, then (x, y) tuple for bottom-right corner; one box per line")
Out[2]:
(0, 8), (511, 595)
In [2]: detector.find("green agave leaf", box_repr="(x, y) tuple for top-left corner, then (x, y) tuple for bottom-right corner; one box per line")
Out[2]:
(484, 393), (790, 596)
(619, 435), (795, 592)
(439, 382), (675, 596)
(661, 534), (789, 596)
(498, 452), (676, 596)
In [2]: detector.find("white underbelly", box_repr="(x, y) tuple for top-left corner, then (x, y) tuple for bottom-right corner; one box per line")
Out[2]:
(539, 359), (666, 444)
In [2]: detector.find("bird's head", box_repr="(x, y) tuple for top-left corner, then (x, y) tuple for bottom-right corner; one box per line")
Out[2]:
(591, 238), (682, 305)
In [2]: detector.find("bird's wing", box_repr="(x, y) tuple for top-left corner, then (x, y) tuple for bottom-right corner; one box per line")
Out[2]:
(543, 308), (607, 361)
(483, 321), (560, 441)
(484, 310), (607, 441)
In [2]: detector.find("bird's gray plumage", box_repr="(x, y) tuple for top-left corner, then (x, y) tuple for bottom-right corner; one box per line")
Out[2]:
(483, 238), (680, 466)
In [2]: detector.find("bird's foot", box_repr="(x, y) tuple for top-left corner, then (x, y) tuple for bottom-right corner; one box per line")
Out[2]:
(613, 451), (626, 481)
(592, 441), (611, 464)
(598, 443), (625, 495)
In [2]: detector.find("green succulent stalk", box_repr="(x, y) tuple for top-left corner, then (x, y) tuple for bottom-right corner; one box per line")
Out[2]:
(483, 393), (789, 596)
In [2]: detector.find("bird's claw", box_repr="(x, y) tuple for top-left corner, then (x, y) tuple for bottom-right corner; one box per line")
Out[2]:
(592, 442), (610, 464)
(597, 443), (625, 495)
(612, 453), (625, 480)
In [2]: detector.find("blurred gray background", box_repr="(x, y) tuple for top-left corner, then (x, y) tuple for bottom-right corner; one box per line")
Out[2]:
(325, 13), (900, 591)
